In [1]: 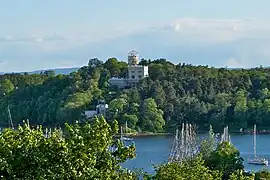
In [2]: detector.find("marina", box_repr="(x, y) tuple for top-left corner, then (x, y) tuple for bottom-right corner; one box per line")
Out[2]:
(123, 133), (270, 174)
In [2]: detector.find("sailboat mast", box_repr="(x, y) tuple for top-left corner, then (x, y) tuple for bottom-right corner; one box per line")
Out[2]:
(254, 124), (257, 157)
(120, 126), (123, 139)
(7, 105), (14, 129)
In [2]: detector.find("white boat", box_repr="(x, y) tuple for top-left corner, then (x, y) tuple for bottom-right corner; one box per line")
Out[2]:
(110, 124), (134, 152)
(248, 125), (268, 166)
(120, 136), (133, 141)
(120, 125), (134, 142)
(248, 157), (268, 165)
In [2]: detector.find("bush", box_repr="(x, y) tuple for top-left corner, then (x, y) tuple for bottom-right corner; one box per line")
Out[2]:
(0, 117), (136, 179)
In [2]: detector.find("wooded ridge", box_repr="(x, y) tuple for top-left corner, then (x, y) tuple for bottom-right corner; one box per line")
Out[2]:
(1, 57), (270, 133)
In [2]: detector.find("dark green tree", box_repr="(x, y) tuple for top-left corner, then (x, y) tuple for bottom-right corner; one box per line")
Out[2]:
(140, 98), (165, 132)
(152, 155), (222, 180)
(0, 78), (14, 95)
(206, 142), (244, 179)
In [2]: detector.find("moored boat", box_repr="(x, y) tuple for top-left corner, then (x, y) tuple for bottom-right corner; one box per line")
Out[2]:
(248, 125), (268, 166)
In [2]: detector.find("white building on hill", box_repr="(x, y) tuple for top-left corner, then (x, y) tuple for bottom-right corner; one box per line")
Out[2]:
(109, 51), (149, 88)
(85, 110), (97, 118)
(84, 101), (108, 119)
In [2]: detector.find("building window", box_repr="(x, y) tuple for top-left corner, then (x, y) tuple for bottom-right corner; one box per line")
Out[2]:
(138, 70), (142, 73)
(132, 75), (135, 79)
(131, 71), (135, 73)
(138, 75), (142, 79)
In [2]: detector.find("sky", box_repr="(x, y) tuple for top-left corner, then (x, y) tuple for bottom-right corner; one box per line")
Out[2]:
(1, 0), (270, 72)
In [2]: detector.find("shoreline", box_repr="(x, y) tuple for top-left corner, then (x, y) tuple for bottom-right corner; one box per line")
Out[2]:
(129, 132), (171, 137)
(115, 131), (270, 138)
(115, 132), (171, 138)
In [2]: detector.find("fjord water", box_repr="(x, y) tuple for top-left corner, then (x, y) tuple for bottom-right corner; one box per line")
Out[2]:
(123, 134), (270, 174)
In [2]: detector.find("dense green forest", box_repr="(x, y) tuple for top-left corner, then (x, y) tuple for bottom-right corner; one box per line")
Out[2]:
(2, 57), (270, 133)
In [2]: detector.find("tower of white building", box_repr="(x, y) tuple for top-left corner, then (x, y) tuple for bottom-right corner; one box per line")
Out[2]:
(127, 51), (148, 87)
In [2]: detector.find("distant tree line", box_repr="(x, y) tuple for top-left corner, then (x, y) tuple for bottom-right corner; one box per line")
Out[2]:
(1, 57), (270, 133)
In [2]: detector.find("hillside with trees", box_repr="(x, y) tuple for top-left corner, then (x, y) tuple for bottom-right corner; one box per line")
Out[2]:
(1, 57), (270, 133)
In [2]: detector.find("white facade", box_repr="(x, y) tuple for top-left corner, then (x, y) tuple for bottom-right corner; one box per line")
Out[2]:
(109, 51), (149, 88)
(84, 103), (108, 119)
(109, 78), (127, 88)
(85, 110), (97, 118)
(128, 65), (148, 81)
(96, 104), (108, 114)
(127, 65), (148, 87)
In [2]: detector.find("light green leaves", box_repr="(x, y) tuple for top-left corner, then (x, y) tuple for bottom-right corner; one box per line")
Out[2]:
(0, 116), (136, 179)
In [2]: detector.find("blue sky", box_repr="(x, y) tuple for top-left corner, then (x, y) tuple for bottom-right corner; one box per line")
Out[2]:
(1, 0), (270, 72)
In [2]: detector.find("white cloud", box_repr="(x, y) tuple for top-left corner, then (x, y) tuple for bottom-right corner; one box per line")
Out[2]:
(0, 60), (8, 71)
(154, 18), (270, 44)
(0, 34), (67, 43)
(0, 60), (7, 65)
(2, 18), (270, 71)
(2, 18), (270, 45)
(224, 58), (243, 68)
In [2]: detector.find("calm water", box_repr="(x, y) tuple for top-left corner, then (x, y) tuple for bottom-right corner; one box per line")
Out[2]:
(123, 134), (270, 174)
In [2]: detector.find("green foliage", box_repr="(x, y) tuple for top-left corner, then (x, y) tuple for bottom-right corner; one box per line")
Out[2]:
(229, 170), (255, 180)
(104, 58), (127, 77)
(200, 125), (217, 159)
(0, 78), (14, 95)
(151, 141), (257, 180)
(0, 117), (136, 179)
(43, 70), (56, 77)
(2, 58), (270, 179)
(57, 90), (93, 123)
(88, 58), (103, 68)
(152, 155), (222, 180)
(109, 98), (128, 113)
(141, 98), (165, 132)
(4, 58), (270, 132)
(255, 170), (270, 180)
(121, 113), (138, 129)
(206, 142), (244, 179)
